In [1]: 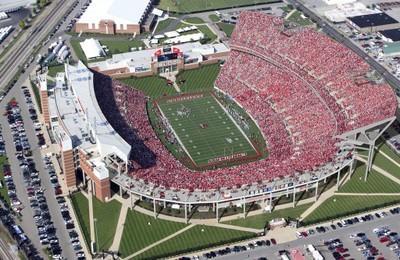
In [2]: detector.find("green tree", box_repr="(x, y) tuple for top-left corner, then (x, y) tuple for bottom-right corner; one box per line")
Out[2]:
(19, 20), (25, 30)
(40, 0), (47, 4)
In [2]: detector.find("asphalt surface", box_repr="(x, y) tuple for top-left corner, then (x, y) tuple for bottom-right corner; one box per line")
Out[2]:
(218, 209), (400, 259)
(0, 0), (76, 90)
(0, 80), (76, 259)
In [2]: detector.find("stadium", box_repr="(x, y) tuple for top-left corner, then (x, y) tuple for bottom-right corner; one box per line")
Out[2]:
(58, 11), (397, 222)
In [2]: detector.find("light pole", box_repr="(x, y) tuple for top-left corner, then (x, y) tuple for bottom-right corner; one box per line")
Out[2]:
(94, 218), (99, 253)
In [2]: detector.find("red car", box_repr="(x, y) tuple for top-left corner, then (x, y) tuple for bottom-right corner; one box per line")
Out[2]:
(379, 237), (389, 243)
(301, 231), (308, 237)
(54, 187), (62, 195)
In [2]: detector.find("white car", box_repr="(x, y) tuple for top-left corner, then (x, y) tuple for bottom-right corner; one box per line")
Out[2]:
(295, 231), (303, 239)
(373, 228), (381, 234)
(358, 246), (367, 251)
(349, 234), (357, 239)
(390, 245), (399, 251)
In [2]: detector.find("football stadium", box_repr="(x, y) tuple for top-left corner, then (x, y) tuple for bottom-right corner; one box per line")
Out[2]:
(63, 11), (397, 221)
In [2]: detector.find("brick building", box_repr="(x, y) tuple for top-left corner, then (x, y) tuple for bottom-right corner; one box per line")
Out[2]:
(43, 61), (131, 201)
(89, 41), (230, 78)
(75, 0), (153, 35)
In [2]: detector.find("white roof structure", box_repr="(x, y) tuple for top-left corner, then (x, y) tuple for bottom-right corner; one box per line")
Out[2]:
(164, 33), (204, 44)
(78, 0), (150, 26)
(89, 41), (229, 73)
(0, 0), (35, 12)
(64, 61), (131, 165)
(325, 2), (381, 23)
(79, 38), (105, 60)
(164, 31), (180, 38)
(152, 8), (163, 17)
(322, 0), (355, 6)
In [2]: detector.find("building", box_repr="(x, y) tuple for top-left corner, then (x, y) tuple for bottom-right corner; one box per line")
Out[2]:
(382, 42), (400, 56)
(322, 0), (355, 6)
(75, 0), (153, 35)
(0, 0), (35, 12)
(41, 61), (131, 201)
(346, 13), (400, 33)
(89, 41), (230, 78)
(378, 28), (400, 42)
(324, 2), (381, 23)
(79, 38), (105, 60)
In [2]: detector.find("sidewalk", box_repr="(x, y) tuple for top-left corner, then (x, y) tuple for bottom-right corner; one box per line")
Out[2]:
(109, 204), (129, 251)
(122, 224), (196, 260)
(299, 185), (337, 220)
(357, 156), (400, 185)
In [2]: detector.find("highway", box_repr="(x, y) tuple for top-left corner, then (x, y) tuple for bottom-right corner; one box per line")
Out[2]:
(287, 0), (400, 89)
(0, 0), (76, 90)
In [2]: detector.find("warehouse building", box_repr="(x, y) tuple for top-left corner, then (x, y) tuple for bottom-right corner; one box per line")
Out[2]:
(378, 28), (400, 42)
(0, 0), (35, 12)
(75, 0), (154, 35)
(381, 42), (400, 56)
(346, 13), (400, 33)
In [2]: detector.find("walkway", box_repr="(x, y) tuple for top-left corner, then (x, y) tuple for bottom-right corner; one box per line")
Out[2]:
(357, 156), (400, 185)
(122, 224), (196, 260)
(109, 204), (129, 251)
(299, 185), (337, 220)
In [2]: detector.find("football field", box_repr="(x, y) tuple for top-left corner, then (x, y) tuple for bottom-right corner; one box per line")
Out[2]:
(154, 92), (260, 168)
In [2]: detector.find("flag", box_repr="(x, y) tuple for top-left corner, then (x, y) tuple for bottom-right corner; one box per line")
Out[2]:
(154, 49), (162, 57)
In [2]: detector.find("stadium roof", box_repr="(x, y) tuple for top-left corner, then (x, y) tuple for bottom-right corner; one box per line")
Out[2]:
(64, 61), (131, 165)
(379, 28), (400, 42)
(347, 13), (399, 28)
(79, 38), (105, 60)
(78, 0), (150, 25)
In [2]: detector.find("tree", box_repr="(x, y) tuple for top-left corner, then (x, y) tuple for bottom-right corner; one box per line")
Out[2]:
(19, 20), (25, 30)
(40, 0), (47, 4)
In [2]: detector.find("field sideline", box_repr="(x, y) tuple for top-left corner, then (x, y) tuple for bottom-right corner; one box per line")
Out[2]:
(154, 91), (261, 168)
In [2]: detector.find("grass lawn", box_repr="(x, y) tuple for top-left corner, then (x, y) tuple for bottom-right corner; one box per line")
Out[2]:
(286, 10), (313, 26)
(303, 195), (400, 225)
(376, 140), (400, 164)
(70, 193), (91, 246)
(30, 81), (42, 113)
(93, 198), (122, 250)
(208, 14), (220, 23)
(184, 17), (206, 24)
(177, 64), (221, 92)
(70, 39), (90, 62)
(154, 18), (175, 33)
(0, 156), (10, 206)
(118, 210), (187, 258)
(154, 92), (260, 168)
(224, 203), (313, 229)
(280, 6), (293, 12)
(197, 25), (217, 43)
(159, 0), (276, 13)
(339, 161), (400, 193)
(99, 40), (145, 55)
(119, 75), (177, 98)
(217, 23), (235, 37)
(373, 151), (400, 180)
(47, 64), (64, 77)
(136, 225), (254, 259)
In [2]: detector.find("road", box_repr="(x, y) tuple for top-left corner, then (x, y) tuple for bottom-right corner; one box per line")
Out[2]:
(0, 0), (76, 90)
(218, 209), (400, 259)
(287, 0), (400, 89)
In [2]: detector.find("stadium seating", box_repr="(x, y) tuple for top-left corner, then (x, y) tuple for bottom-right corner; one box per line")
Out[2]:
(93, 11), (396, 191)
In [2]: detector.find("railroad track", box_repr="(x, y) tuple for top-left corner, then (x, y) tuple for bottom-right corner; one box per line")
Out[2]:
(0, 236), (15, 260)
(0, 0), (71, 89)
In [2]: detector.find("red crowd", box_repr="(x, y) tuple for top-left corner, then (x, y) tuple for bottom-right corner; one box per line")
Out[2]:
(92, 11), (396, 191)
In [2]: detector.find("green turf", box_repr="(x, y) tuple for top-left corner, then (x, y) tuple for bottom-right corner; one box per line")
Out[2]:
(118, 210), (187, 258)
(0, 156), (11, 206)
(377, 141), (400, 165)
(224, 203), (313, 229)
(99, 40), (145, 55)
(197, 25), (217, 43)
(217, 23), (235, 37)
(47, 64), (64, 77)
(70, 40), (89, 62)
(136, 225), (254, 259)
(154, 18), (175, 33)
(280, 6), (293, 12)
(155, 92), (259, 167)
(177, 64), (221, 92)
(208, 14), (220, 23)
(184, 17), (206, 24)
(339, 161), (400, 193)
(92, 198), (122, 250)
(70, 193), (91, 247)
(159, 0), (276, 13)
(303, 195), (400, 225)
(372, 150), (400, 180)
(286, 10), (313, 26)
(119, 75), (178, 98)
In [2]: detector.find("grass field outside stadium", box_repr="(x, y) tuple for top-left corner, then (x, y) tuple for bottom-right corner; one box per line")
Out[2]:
(154, 91), (261, 168)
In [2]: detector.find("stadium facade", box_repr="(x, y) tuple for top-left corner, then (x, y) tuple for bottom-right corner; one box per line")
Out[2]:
(41, 12), (397, 220)
(75, 0), (154, 35)
(89, 41), (230, 78)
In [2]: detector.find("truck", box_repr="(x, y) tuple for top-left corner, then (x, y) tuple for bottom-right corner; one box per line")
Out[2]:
(57, 45), (67, 57)
(52, 42), (63, 55)
(48, 41), (57, 52)
(60, 50), (70, 61)
(43, 53), (56, 65)
(36, 54), (43, 64)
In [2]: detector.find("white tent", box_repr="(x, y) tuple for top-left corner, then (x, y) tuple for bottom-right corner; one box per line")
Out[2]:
(79, 38), (105, 60)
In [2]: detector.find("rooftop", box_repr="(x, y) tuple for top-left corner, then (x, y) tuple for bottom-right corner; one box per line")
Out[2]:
(78, 0), (151, 25)
(347, 13), (399, 28)
(379, 28), (400, 42)
(382, 42), (400, 54)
